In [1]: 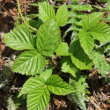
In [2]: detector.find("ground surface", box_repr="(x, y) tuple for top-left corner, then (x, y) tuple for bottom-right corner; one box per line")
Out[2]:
(0, 0), (110, 110)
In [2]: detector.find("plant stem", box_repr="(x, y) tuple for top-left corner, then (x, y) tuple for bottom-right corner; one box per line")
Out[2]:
(17, 0), (37, 31)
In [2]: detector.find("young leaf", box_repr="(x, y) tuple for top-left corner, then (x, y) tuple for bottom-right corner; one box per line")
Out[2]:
(82, 12), (104, 31)
(56, 42), (70, 56)
(18, 76), (45, 97)
(46, 75), (74, 95)
(4, 25), (35, 50)
(12, 50), (46, 75)
(37, 20), (61, 56)
(61, 57), (79, 77)
(69, 40), (92, 70)
(56, 4), (69, 26)
(89, 23), (110, 42)
(38, 2), (55, 22)
(40, 66), (52, 81)
(27, 87), (50, 110)
(79, 30), (94, 55)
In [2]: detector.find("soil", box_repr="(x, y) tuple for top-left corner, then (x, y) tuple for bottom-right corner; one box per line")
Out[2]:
(0, 0), (110, 110)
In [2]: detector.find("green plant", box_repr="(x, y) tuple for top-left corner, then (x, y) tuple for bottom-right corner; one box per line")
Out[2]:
(4, 1), (110, 110)
(68, 76), (90, 110)
(63, 0), (93, 41)
(4, 2), (74, 110)
(78, 12), (110, 76)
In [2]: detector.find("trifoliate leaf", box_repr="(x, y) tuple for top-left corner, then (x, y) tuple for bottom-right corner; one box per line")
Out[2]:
(18, 76), (45, 97)
(56, 42), (70, 56)
(27, 87), (50, 110)
(56, 4), (69, 26)
(61, 57), (79, 77)
(12, 50), (46, 75)
(82, 12), (104, 31)
(89, 23), (110, 42)
(79, 30), (94, 55)
(37, 20), (61, 56)
(46, 75), (74, 95)
(4, 25), (35, 50)
(38, 2), (55, 22)
(69, 40), (92, 70)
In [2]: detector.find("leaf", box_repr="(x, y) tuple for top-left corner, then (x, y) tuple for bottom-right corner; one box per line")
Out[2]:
(25, 14), (38, 19)
(4, 25), (35, 50)
(46, 75), (74, 95)
(18, 76), (45, 97)
(72, 13), (86, 19)
(12, 50), (46, 75)
(38, 2), (55, 22)
(89, 23), (110, 42)
(61, 57), (79, 77)
(69, 40), (92, 70)
(40, 66), (52, 81)
(69, 92), (86, 110)
(56, 42), (70, 56)
(27, 87), (50, 110)
(79, 30), (94, 55)
(92, 51), (110, 76)
(56, 4), (69, 26)
(73, 4), (93, 11)
(82, 12), (104, 31)
(37, 20), (61, 56)
(69, 77), (89, 110)
(28, 19), (43, 29)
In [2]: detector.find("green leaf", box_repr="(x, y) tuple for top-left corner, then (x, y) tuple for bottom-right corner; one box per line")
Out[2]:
(69, 40), (92, 70)
(72, 13), (86, 19)
(38, 2), (55, 22)
(40, 66), (52, 81)
(18, 76), (45, 97)
(89, 23), (110, 42)
(91, 51), (110, 76)
(30, 3), (38, 7)
(46, 75), (74, 95)
(73, 4), (93, 11)
(56, 42), (70, 56)
(4, 25), (35, 50)
(82, 12), (104, 31)
(12, 50), (46, 75)
(79, 30), (94, 55)
(37, 20), (61, 56)
(25, 14), (38, 19)
(27, 87), (50, 110)
(28, 19), (43, 29)
(61, 57), (79, 77)
(69, 76), (89, 110)
(56, 4), (69, 26)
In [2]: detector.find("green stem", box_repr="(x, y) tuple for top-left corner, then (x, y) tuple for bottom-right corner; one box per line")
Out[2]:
(17, 0), (37, 31)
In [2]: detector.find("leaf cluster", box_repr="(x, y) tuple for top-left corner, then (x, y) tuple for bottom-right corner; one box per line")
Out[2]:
(4, 1), (110, 110)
